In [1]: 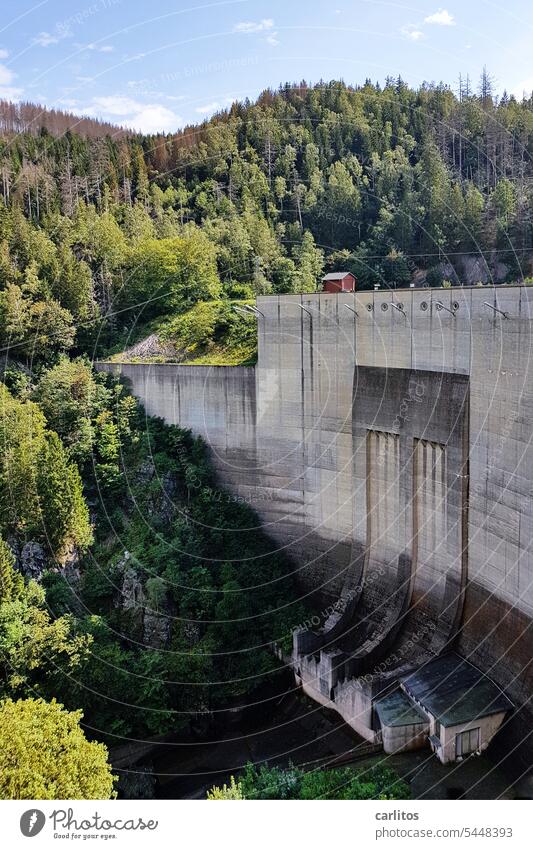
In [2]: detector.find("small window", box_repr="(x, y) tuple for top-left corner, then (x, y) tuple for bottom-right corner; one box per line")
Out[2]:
(435, 719), (441, 739)
(455, 727), (480, 758)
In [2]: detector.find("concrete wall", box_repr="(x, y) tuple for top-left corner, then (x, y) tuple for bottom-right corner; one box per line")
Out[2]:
(439, 714), (507, 765)
(98, 285), (533, 758)
(381, 720), (429, 755)
(98, 363), (260, 502)
(294, 655), (380, 742)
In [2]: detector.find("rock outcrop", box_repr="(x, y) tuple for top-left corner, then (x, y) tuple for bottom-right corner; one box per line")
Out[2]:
(19, 541), (48, 580)
(115, 551), (172, 647)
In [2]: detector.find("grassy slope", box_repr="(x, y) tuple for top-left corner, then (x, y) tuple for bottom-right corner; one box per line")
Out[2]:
(108, 299), (258, 366)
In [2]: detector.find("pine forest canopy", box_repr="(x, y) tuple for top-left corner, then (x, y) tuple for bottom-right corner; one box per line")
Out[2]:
(0, 76), (532, 324)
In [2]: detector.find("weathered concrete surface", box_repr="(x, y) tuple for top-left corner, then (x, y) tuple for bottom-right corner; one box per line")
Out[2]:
(99, 363), (259, 505)
(97, 286), (533, 763)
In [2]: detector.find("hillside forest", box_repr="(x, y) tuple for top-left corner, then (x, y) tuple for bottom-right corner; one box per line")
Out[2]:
(1, 75), (533, 362)
(0, 75), (532, 798)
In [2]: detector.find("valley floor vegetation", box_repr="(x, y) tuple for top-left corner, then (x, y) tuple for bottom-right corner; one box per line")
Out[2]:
(207, 762), (411, 800)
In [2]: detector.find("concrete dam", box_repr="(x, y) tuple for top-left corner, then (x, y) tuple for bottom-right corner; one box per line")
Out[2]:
(99, 285), (533, 767)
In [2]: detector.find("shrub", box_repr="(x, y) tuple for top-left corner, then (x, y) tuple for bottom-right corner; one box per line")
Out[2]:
(0, 698), (116, 799)
(425, 266), (443, 287)
(207, 776), (244, 799)
(224, 282), (254, 300)
(212, 762), (411, 800)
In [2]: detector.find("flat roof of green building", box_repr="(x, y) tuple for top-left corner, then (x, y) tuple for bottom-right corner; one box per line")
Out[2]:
(375, 689), (429, 728)
(401, 653), (513, 728)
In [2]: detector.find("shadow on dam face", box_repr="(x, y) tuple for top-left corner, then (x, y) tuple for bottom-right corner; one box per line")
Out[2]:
(96, 285), (533, 769)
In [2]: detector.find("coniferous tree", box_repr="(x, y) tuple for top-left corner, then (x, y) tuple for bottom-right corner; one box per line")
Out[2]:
(0, 536), (22, 603)
(37, 432), (92, 556)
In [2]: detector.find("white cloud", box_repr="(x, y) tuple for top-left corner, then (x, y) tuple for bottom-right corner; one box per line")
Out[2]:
(195, 97), (235, 116)
(0, 49), (8, 59)
(85, 95), (144, 116)
(0, 86), (22, 100)
(424, 9), (455, 26)
(0, 61), (21, 99)
(234, 18), (274, 33)
(0, 53), (22, 99)
(234, 19), (279, 44)
(127, 81), (187, 102)
(82, 95), (183, 133)
(33, 31), (61, 47)
(32, 21), (72, 48)
(512, 78), (533, 99)
(401, 25), (424, 41)
(86, 42), (114, 53)
(0, 63), (15, 87)
(131, 105), (183, 133)
(195, 101), (220, 114)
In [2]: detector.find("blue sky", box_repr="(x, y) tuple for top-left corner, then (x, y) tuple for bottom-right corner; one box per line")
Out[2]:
(1, 0), (533, 133)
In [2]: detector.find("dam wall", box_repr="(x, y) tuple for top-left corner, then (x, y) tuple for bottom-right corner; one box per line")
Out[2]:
(99, 363), (259, 498)
(98, 286), (533, 759)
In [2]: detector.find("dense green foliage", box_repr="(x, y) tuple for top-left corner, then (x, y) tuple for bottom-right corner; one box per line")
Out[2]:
(0, 536), (91, 698)
(1, 77), (532, 365)
(208, 762), (411, 800)
(0, 384), (92, 557)
(0, 360), (304, 746)
(0, 697), (116, 799)
(65, 381), (302, 737)
(119, 233), (222, 316)
(156, 298), (258, 364)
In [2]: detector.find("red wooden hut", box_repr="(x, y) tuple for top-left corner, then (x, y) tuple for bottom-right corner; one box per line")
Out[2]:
(322, 271), (357, 293)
